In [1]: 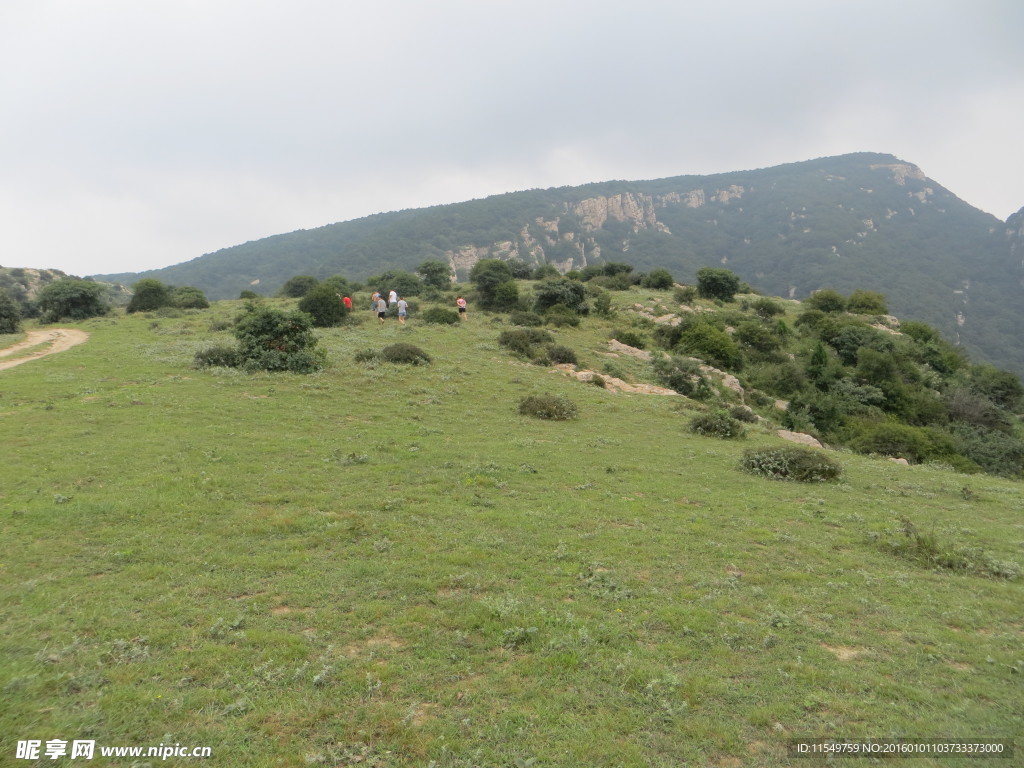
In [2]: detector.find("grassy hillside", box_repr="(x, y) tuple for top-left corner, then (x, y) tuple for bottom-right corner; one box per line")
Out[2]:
(1, 287), (1022, 767)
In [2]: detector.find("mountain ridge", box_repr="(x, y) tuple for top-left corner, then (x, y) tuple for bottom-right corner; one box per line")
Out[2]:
(90, 151), (1024, 374)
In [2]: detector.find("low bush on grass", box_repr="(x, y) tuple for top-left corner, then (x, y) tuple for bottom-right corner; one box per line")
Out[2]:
(193, 344), (242, 369)
(232, 305), (325, 373)
(509, 310), (543, 327)
(518, 394), (578, 421)
(379, 343), (432, 365)
(689, 411), (745, 439)
(421, 307), (460, 325)
(544, 304), (581, 328)
(730, 405), (759, 423)
(740, 446), (843, 482)
(498, 328), (555, 359)
(878, 517), (1020, 579)
(548, 345), (578, 365)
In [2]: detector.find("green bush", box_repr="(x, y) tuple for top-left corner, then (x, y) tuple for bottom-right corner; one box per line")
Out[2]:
(674, 286), (697, 304)
(534, 278), (588, 314)
(379, 343), (432, 365)
(544, 304), (581, 327)
(548, 345), (578, 365)
(688, 411), (745, 439)
(805, 289), (847, 313)
(509, 310), (543, 327)
(652, 355), (713, 399)
(37, 278), (110, 322)
(169, 286), (210, 310)
(847, 289), (888, 314)
(498, 328), (555, 358)
(279, 275), (319, 298)
(880, 516), (1020, 578)
(0, 290), (22, 333)
(695, 267), (740, 302)
(127, 279), (171, 313)
(641, 268), (674, 289)
(751, 297), (785, 319)
(518, 394), (578, 420)
(422, 307), (460, 325)
(193, 344), (241, 369)
(233, 305), (324, 373)
(612, 330), (647, 349)
(677, 321), (742, 371)
(730, 405), (759, 423)
(740, 446), (843, 482)
(298, 283), (351, 327)
(847, 422), (950, 464)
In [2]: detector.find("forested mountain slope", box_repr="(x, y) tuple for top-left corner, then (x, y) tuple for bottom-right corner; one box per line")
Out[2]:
(94, 152), (1024, 374)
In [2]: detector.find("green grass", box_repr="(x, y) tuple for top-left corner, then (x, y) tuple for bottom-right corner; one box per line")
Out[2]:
(1, 293), (1022, 767)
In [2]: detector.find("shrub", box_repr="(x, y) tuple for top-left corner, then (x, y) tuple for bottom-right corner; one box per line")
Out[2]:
(674, 286), (697, 304)
(847, 422), (949, 464)
(518, 394), (578, 420)
(353, 348), (380, 364)
(498, 328), (554, 358)
(169, 286), (210, 309)
(548, 345), (578, 365)
(689, 411), (745, 439)
(127, 279), (171, 313)
(509, 310), (543, 327)
(421, 307), (460, 325)
(544, 304), (581, 327)
(652, 355), (713, 399)
(740, 446), (843, 482)
(491, 280), (522, 312)
(805, 289), (847, 313)
(279, 275), (320, 298)
(695, 267), (740, 301)
(677, 321), (743, 370)
(37, 278), (110, 322)
(641, 268), (674, 289)
(534, 278), (588, 314)
(0, 289), (22, 333)
(730, 405), (759, 423)
(612, 330), (647, 349)
(379, 343), (431, 365)
(880, 516), (1020, 578)
(233, 305), (324, 373)
(239, 290), (259, 300)
(751, 297), (785, 319)
(193, 344), (241, 369)
(847, 289), (888, 314)
(298, 283), (350, 327)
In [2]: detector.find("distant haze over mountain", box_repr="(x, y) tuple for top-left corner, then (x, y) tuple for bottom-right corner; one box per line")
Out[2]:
(94, 152), (1024, 375)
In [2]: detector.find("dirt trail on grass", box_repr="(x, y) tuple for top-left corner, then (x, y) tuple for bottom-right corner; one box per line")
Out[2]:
(0, 328), (90, 371)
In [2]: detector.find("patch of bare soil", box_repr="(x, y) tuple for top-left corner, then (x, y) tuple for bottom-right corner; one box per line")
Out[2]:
(0, 328), (89, 371)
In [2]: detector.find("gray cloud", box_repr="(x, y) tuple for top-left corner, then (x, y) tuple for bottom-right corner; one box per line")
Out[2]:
(1, 0), (1022, 275)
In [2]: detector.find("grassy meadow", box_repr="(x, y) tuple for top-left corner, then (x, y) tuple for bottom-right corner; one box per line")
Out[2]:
(1, 288), (1022, 767)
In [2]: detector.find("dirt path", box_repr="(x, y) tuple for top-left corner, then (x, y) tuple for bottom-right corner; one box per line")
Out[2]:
(0, 328), (90, 371)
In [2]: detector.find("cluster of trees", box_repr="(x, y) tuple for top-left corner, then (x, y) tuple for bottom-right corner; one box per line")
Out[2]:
(638, 274), (1023, 477)
(1, 274), (119, 331)
(127, 279), (209, 313)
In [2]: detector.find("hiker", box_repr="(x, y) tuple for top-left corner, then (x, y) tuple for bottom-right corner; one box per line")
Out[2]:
(388, 289), (398, 307)
(342, 295), (352, 311)
(371, 291), (381, 311)
(377, 297), (387, 324)
(456, 296), (467, 320)
(397, 297), (408, 324)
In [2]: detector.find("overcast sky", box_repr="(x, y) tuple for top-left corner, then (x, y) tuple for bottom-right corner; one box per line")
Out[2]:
(2, 0), (1022, 277)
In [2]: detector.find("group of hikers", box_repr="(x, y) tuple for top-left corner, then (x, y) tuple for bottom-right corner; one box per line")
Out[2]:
(360, 290), (468, 325)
